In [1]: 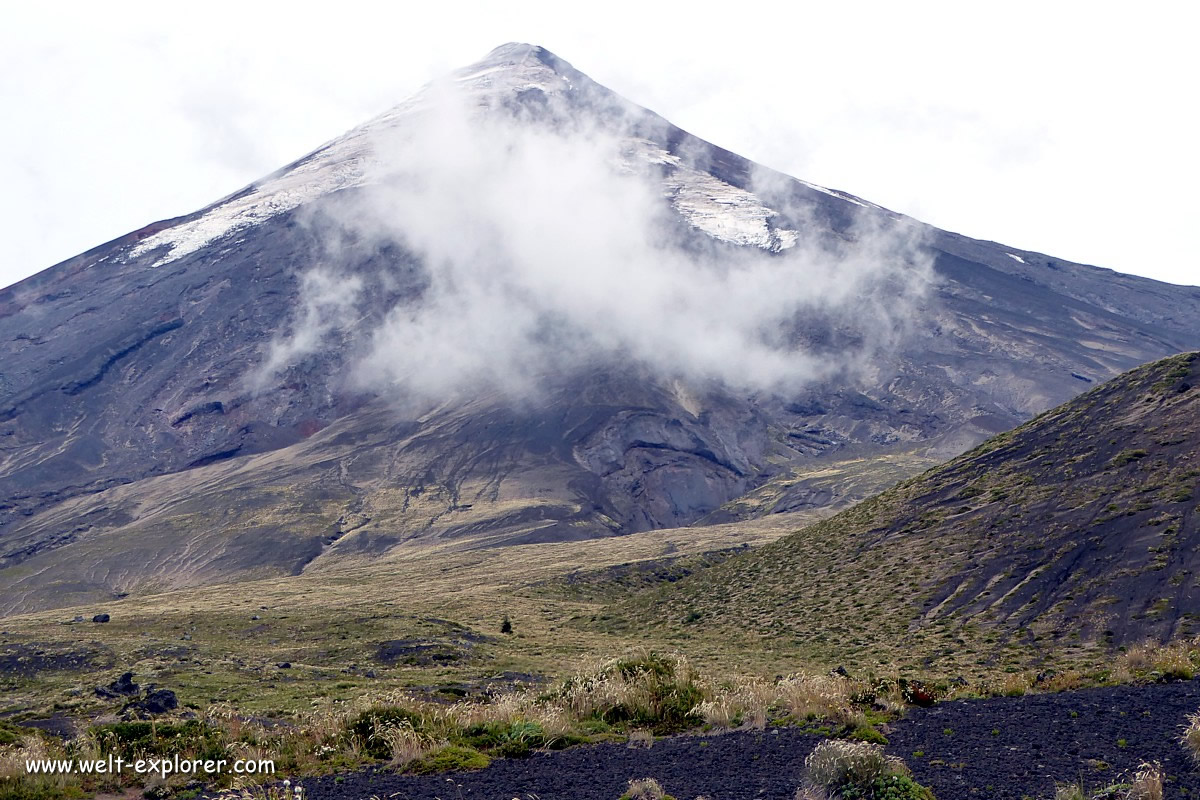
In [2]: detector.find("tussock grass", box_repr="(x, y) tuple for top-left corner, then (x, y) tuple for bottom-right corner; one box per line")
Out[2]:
(1114, 639), (1199, 683)
(799, 740), (933, 800)
(1182, 709), (1200, 764)
(1052, 761), (1163, 800)
(626, 729), (654, 748)
(0, 734), (93, 800)
(620, 777), (672, 800)
(1128, 762), (1163, 800)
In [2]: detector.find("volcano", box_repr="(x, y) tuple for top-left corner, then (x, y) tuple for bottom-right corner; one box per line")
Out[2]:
(2, 44), (1198, 614)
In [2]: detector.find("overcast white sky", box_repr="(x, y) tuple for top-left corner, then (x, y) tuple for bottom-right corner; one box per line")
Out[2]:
(1, 1), (1196, 291)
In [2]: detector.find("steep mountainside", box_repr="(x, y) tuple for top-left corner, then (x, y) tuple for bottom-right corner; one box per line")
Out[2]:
(626, 353), (1200, 660)
(2, 44), (1199, 614)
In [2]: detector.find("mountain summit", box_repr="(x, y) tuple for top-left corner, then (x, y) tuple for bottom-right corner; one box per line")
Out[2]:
(1, 45), (1198, 614)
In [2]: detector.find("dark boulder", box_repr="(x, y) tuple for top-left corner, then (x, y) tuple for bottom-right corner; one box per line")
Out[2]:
(95, 671), (139, 699)
(136, 689), (178, 715)
(92, 613), (110, 623)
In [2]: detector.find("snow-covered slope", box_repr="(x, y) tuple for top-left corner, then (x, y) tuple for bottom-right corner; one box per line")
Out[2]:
(129, 44), (821, 265)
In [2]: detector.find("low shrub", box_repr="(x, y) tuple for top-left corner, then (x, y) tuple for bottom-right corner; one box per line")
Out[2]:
(89, 720), (227, 764)
(404, 745), (490, 774)
(0, 776), (87, 800)
(0, 736), (86, 800)
(801, 740), (934, 799)
(343, 707), (428, 760)
(552, 651), (706, 734)
(0, 724), (23, 748)
(1111, 638), (1199, 684)
(460, 720), (548, 758)
(840, 774), (935, 800)
(619, 777), (676, 800)
(848, 727), (888, 745)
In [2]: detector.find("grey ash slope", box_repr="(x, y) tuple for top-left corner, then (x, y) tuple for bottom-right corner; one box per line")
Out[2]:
(1, 44), (1199, 614)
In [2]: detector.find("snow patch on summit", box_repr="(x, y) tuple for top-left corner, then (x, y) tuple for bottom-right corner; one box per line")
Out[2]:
(126, 44), (812, 265)
(633, 141), (797, 251)
(129, 149), (368, 266)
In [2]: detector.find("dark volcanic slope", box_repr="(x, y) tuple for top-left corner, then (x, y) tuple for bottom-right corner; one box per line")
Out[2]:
(630, 353), (1200, 655)
(2, 44), (1199, 613)
(297, 681), (1200, 800)
(891, 680), (1200, 800)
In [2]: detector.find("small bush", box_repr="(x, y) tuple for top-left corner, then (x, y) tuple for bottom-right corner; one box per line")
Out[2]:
(90, 721), (226, 764)
(802, 740), (934, 799)
(0, 723), (23, 748)
(1111, 449), (1149, 467)
(460, 720), (547, 758)
(0, 737), (86, 800)
(372, 719), (437, 767)
(619, 778), (678, 800)
(840, 774), (934, 800)
(999, 673), (1031, 697)
(805, 740), (900, 789)
(0, 776), (87, 800)
(1114, 639), (1199, 682)
(849, 726), (889, 745)
(404, 745), (490, 774)
(553, 651), (706, 734)
(343, 707), (427, 760)
(627, 730), (654, 748)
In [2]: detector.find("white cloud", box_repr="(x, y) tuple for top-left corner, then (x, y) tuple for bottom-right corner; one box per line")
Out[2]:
(0, 1), (1196, 290)
(258, 80), (933, 402)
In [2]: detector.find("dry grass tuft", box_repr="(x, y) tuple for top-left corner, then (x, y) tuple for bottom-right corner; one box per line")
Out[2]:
(793, 785), (830, 800)
(1114, 639), (1198, 682)
(1127, 761), (1164, 800)
(998, 672), (1033, 697)
(1052, 761), (1164, 800)
(1053, 785), (1087, 800)
(1183, 709), (1200, 763)
(627, 729), (654, 748)
(0, 735), (93, 800)
(373, 719), (439, 768)
(775, 674), (856, 722)
(691, 678), (772, 730)
(622, 777), (667, 800)
(804, 739), (907, 789)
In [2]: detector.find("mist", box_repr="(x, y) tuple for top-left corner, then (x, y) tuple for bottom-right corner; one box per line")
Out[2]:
(258, 75), (935, 405)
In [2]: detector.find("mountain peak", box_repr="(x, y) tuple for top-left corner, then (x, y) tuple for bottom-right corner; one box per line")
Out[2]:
(480, 41), (547, 61)
(447, 41), (594, 102)
(476, 42), (569, 72)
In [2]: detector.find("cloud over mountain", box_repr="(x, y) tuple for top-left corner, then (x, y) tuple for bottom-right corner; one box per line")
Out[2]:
(259, 73), (934, 404)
